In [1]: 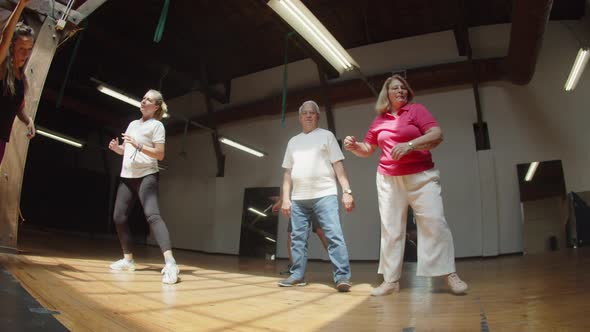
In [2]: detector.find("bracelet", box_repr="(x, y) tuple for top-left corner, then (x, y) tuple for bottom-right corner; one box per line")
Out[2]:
(137, 143), (143, 152)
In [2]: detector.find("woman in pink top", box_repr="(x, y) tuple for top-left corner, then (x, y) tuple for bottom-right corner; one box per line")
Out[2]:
(344, 75), (468, 296)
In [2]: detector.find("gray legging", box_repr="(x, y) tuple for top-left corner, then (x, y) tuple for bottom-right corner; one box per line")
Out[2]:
(113, 173), (172, 254)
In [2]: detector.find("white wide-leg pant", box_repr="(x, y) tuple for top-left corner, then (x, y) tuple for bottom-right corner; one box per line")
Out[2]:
(376, 169), (456, 282)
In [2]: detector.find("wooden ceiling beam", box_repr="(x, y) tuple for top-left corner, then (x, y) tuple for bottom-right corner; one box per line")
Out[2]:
(167, 57), (505, 135)
(453, 0), (470, 57)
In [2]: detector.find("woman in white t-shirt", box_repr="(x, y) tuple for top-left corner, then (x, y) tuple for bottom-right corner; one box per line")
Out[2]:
(107, 89), (179, 284)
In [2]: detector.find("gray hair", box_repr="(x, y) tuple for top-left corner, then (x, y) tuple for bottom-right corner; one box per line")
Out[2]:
(298, 100), (320, 114)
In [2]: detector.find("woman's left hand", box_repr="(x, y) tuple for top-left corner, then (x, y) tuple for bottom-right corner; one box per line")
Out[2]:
(121, 133), (138, 148)
(390, 142), (413, 160)
(26, 120), (35, 138)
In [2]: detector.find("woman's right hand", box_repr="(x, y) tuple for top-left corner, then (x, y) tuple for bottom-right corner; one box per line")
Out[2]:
(343, 136), (357, 151)
(26, 121), (35, 138)
(108, 137), (121, 153)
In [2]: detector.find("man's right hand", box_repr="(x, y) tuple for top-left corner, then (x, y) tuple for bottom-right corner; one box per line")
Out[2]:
(281, 199), (292, 217)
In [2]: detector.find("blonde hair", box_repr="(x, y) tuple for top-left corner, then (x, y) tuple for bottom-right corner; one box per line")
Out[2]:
(2, 22), (35, 96)
(147, 89), (168, 120)
(374, 74), (415, 115)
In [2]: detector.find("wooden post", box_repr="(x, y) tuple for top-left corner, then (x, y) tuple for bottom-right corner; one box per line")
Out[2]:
(0, 19), (61, 252)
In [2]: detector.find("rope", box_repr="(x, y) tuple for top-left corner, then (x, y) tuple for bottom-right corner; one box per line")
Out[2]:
(57, 22), (87, 108)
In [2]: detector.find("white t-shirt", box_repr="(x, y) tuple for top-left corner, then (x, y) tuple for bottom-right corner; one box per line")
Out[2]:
(121, 118), (166, 178)
(282, 128), (344, 200)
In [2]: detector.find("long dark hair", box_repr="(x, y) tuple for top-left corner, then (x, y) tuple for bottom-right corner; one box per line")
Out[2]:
(2, 22), (34, 96)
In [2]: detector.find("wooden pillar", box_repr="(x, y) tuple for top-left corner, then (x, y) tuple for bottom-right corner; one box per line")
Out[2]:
(0, 19), (61, 251)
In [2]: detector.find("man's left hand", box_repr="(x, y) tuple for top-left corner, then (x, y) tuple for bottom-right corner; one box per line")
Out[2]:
(342, 193), (355, 213)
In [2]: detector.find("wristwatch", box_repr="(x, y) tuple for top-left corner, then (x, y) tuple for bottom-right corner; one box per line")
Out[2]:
(408, 141), (414, 150)
(343, 188), (353, 194)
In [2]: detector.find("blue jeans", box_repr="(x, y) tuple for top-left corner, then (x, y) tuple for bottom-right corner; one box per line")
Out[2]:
(290, 195), (351, 283)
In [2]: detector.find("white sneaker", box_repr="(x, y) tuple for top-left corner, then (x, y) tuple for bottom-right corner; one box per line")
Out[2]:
(446, 273), (468, 294)
(110, 258), (135, 271)
(371, 281), (399, 296)
(162, 263), (179, 284)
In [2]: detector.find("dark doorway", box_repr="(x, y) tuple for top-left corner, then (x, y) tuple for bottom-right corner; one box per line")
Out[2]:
(239, 187), (280, 258)
(571, 192), (590, 247)
(517, 160), (567, 254)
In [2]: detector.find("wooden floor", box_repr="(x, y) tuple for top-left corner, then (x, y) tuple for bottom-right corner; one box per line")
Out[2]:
(1, 230), (590, 332)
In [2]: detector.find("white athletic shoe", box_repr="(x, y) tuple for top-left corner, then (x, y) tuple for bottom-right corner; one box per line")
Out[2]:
(110, 258), (136, 271)
(161, 263), (179, 284)
(446, 273), (468, 294)
(371, 280), (400, 296)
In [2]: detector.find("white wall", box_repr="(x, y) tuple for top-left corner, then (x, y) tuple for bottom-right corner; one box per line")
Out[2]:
(159, 21), (590, 259)
(480, 22), (590, 253)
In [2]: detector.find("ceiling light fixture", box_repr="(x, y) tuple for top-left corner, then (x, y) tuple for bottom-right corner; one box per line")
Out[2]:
(219, 136), (265, 158)
(267, 0), (359, 73)
(564, 48), (589, 91)
(36, 126), (84, 148)
(248, 207), (268, 217)
(524, 161), (539, 182)
(91, 78), (170, 118)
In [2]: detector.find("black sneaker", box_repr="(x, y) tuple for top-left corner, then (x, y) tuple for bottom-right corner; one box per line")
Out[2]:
(336, 279), (352, 292)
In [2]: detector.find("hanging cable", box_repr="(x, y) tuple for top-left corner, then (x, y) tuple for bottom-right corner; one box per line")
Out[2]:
(154, 0), (170, 43)
(57, 21), (87, 109)
(60, 0), (76, 22)
(281, 31), (295, 127)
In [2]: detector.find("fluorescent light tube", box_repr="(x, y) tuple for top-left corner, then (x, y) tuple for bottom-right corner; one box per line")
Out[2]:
(97, 84), (141, 108)
(219, 136), (265, 157)
(564, 48), (589, 91)
(267, 0), (359, 73)
(524, 161), (539, 182)
(248, 207), (268, 217)
(36, 127), (84, 148)
(92, 79), (171, 118)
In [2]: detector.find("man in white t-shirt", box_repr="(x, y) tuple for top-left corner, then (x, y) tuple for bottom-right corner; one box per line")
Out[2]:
(278, 100), (355, 292)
